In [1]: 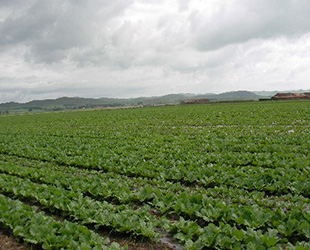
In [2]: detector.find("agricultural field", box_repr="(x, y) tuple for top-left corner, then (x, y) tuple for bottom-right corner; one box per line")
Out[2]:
(0, 100), (310, 250)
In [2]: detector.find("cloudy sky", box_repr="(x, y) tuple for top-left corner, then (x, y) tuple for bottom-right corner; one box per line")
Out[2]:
(0, 0), (310, 103)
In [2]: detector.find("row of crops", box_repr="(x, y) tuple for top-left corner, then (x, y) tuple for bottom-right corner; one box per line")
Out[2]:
(0, 101), (310, 249)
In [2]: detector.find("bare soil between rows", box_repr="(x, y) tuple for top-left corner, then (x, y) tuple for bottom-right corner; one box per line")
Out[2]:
(0, 227), (172, 250)
(0, 230), (29, 250)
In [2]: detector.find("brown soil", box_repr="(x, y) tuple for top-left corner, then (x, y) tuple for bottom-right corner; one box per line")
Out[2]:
(0, 231), (29, 250)
(0, 229), (172, 250)
(118, 240), (172, 250)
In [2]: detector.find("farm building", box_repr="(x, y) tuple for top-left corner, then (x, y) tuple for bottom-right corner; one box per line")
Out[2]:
(181, 98), (210, 104)
(271, 93), (310, 100)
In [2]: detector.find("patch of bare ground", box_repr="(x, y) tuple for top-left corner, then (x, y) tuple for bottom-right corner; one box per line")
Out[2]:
(117, 240), (172, 250)
(101, 232), (177, 250)
(0, 230), (30, 250)
(0, 228), (174, 250)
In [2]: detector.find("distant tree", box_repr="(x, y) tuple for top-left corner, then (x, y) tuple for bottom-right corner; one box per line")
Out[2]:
(5, 110), (9, 115)
(52, 107), (63, 111)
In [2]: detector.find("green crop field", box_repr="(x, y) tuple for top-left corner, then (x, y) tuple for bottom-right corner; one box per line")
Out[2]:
(0, 101), (310, 250)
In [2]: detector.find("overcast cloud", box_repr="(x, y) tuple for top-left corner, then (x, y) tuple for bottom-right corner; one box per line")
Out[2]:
(0, 0), (310, 103)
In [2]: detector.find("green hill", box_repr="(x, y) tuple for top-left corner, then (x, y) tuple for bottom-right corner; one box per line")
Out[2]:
(1, 90), (308, 114)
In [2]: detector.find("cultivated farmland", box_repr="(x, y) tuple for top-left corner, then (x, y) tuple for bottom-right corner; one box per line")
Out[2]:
(0, 101), (310, 249)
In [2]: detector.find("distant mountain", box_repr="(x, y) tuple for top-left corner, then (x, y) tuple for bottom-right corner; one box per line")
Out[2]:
(0, 90), (308, 114)
(209, 90), (260, 100)
(0, 102), (20, 109)
(252, 91), (277, 97)
(0, 94), (196, 113)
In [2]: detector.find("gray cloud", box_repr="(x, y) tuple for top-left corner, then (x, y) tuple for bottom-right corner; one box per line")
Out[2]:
(0, 0), (134, 63)
(0, 0), (310, 103)
(193, 0), (310, 51)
